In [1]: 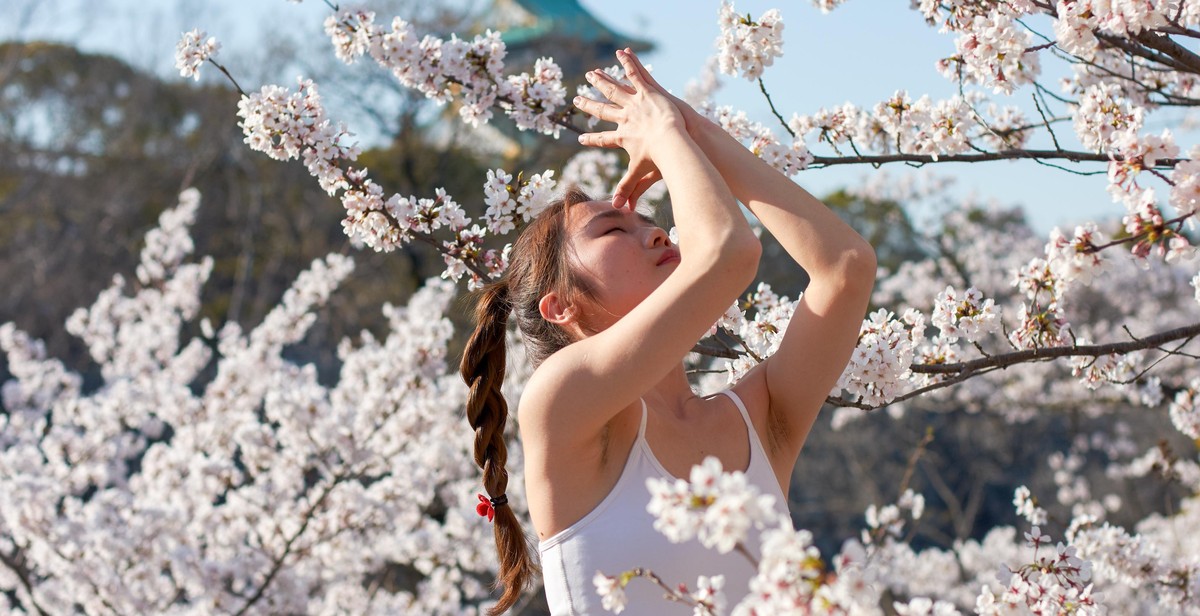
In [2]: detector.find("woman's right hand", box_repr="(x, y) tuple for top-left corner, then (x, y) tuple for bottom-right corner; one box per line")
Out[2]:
(574, 49), (686, 209)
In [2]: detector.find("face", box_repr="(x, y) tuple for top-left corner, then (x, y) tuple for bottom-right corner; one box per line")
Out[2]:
(561, 200), (679, 333)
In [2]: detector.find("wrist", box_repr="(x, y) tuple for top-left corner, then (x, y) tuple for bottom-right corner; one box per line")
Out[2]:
(644, 117), (692, 153)
(682, 106), (717, 141)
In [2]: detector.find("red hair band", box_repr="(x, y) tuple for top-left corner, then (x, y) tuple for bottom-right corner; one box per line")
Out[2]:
(476, 493), (509, 522)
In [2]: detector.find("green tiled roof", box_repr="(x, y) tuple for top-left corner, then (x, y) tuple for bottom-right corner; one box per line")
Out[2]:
(500, 0), (653, 51)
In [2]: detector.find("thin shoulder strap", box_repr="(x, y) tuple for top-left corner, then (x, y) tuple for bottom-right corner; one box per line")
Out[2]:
(719, 389), (753, 428)
(637, 397), (648, 440)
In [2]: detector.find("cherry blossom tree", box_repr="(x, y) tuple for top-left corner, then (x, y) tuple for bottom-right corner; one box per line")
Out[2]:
(3, 0), (1200, 613)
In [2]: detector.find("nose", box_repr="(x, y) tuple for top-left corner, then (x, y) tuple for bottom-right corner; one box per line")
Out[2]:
(646, 226), (670, 248)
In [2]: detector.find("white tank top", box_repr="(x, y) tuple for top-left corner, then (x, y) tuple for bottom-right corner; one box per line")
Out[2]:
(537, 389), (789, 615)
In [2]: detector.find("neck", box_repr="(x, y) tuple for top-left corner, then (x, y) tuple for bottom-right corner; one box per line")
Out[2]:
(643, 362), (699, 419)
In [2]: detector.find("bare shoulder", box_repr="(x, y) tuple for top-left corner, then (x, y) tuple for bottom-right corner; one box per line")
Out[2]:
(515, 357), (562, 443)
(515, 346), (612, 448)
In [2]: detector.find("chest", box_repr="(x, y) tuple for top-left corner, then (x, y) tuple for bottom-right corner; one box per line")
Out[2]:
(641, 408), (752, 479)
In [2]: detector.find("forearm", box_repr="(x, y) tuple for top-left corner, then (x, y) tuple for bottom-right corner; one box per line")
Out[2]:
(684, 110), (874, 277)
(650, 127), (759, 259)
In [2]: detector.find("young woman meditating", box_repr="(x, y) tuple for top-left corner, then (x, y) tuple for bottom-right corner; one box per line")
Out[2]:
(460, 48), (876, 615)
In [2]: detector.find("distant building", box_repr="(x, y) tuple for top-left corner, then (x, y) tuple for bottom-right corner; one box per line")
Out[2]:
(457, 0), (655, 159)
(491, 0), (654, 80)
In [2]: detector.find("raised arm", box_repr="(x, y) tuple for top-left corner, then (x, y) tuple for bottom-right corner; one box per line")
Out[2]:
(519, 50), (762, 448)
(613, 51), (876, 465)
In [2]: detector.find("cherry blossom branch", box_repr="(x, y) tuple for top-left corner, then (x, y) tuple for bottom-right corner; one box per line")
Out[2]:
(0, 545), (50, 616)
(46, 541), (130, 615)
(1096, 31), (1196, 74)
(626, 568), (702, 608)
(1082, 211), (1195, 253)
(1130, 29), (1200, 74)
(897, 428), (934, 497)
(918, 322), (1200, 374)
(1110, 335), (1198, 386)
(809, 149), (1187, 168)
(828, 322), (1200, 411)
(694, 341), (740, 359)
(734, 542), (760, 570)
(232, 477), (342, 616)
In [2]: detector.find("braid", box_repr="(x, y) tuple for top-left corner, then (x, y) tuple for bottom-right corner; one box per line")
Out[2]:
(460, 279), (538, 614)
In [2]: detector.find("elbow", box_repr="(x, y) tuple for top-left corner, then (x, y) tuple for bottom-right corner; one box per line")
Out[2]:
(838, 241), (877, 288)
(850, 241), (877, 274)
(723, 234), (762, 286)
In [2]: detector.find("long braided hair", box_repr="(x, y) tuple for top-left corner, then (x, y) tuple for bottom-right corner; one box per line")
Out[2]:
(459, 188), (596, 614)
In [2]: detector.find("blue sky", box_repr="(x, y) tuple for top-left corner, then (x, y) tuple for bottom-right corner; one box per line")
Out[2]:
(8, 0), (1180, 234)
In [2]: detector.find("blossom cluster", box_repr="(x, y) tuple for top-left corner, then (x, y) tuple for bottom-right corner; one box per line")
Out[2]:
(174, 28), (219, 80)
(788, 90), (1030, 161)
(702, 103), (813, 176)
(481, 168), (557, 236)
(593, 570), (726, 616)
(233, 77), (442, 257)
(1044, 223), (1106, 289)
(978, 526), (1101, 615)
(1013, 485), (1049, 526)
(324, 9), (566, 136)
(644, 456), (782, 554)
(864, 488), (926, 544)
(930, 286), (1000, 343)
(733, 524), (828, 614)
(715, 1), (785, 81)
(832, 308), (923, 408)
(229, 60), (563, 289)
(937, 9), (1040, 95)
(1169, 378), (1200, 439)
(710, 282), (796, 384)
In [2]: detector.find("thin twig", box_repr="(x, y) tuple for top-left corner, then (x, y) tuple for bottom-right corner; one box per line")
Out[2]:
(208, 59), (246, 97)
(757, 76), (795, 138)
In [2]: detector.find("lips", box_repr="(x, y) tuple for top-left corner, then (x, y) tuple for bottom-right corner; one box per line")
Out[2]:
(656, 249), (680, 266)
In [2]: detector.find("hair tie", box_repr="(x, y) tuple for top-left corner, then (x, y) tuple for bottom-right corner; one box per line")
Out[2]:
(476, 493), (508, 522)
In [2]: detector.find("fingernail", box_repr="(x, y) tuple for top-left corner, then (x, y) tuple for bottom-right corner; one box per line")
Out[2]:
(573, 96), (582, 104)
(578, 134), (586, 144)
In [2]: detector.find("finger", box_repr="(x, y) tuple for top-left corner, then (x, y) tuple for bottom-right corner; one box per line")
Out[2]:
(577, 130), (621, 149)
(623, 47), (667, 92)
(572, 94), (620, 124)
(615, 48), (652, 91)
(627, 171), (663, 206)
(612, 163), (655, 208)
(619, 48), (667, 92)
(587, 69), (635, 101)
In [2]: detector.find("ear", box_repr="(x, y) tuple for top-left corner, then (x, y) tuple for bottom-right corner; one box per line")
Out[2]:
(538, 290), (577, 326)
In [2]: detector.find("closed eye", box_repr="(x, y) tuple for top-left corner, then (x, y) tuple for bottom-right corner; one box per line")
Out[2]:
(603, 226), (624, 235)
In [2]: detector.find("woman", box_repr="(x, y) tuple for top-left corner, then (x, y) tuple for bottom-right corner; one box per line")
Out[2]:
(460, 48), (876, 614)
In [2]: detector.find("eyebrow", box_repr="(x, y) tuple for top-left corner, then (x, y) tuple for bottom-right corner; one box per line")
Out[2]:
(584, 209), (657, 230)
